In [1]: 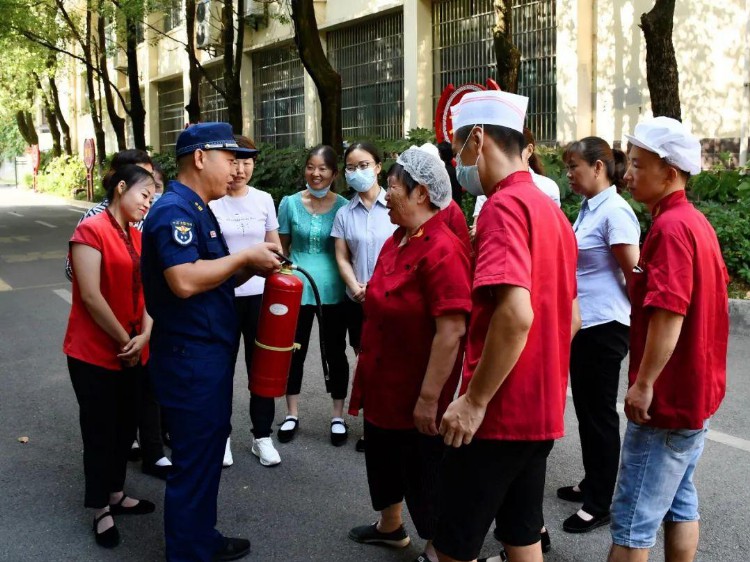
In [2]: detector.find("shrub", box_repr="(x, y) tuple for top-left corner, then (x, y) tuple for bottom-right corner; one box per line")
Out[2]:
(34, 155), (89, 199)
(151, 151), (178, 182)
(694, 200), (750, 284)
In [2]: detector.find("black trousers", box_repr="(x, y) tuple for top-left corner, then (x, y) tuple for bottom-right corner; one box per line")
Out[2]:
(68, 356), (138, 509)
(136, 362), (166, 464)
(364, 421), (445, 540)
(286, 303), (349, 400)
(236, 294), (275, 438)
(570, 321), (630, 516)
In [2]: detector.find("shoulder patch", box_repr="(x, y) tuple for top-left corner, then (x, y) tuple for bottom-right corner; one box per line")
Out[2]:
(171, 220), (194, 246)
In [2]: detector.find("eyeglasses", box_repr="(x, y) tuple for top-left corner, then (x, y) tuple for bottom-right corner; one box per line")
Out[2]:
(345, 161), (374, 173)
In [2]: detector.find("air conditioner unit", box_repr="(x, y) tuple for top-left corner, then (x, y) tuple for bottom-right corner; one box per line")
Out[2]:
(244, 0), (268, 29)
(195, 0), (223, 50)
(114, 50), (128, 71)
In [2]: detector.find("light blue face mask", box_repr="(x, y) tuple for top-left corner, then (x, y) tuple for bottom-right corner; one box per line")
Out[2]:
(455, 125), (484, 196)
(152, 192), (163, 203)
(345, 168), (377, 193)
(306, 183), (331, 198)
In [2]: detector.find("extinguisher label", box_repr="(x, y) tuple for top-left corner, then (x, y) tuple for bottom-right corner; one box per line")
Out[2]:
(269, 304), (289, 316)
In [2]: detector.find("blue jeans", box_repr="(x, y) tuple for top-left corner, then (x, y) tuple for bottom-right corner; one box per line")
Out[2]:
(610, 420), (708, 549)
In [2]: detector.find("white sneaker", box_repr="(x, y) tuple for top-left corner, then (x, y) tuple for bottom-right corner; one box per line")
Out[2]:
(251, 437), (281, 467)
(223, 437), (233, 467)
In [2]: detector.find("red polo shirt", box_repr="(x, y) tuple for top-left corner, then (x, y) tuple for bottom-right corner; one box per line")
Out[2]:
(628, 190), (728, 429)
(348, 214), (472, 430)
(439, 199), (472, 254)
(462, 171), (578, 441)
(63, 211), (148, 370)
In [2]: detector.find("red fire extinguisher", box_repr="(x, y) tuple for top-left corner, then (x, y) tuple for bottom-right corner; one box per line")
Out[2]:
(249, 268), (304, 398)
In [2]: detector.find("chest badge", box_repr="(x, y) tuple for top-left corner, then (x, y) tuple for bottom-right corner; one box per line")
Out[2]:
(209, 230), (217, 238)
(171, 220), (194, 246)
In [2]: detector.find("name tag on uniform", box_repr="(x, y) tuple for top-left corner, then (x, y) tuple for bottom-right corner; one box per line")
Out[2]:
(171, 220), (194, 245)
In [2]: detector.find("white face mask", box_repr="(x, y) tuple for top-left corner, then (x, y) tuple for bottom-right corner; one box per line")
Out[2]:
(455, 125), (484, 196)
(346, 168), (377, 193)
(306, 183), (331, 198)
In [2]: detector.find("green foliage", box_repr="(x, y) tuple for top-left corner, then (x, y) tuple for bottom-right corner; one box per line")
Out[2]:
(0, 119), (27, 160)
(252, 144), (310, 205)
(150, 151), (177, 182)
(687, 165), (750, 204)
(695, 200), (750, 284)
(33, 155), (88, 198)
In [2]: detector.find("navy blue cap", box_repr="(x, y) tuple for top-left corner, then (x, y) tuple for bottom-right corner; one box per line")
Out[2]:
(175, 122), (258, 158)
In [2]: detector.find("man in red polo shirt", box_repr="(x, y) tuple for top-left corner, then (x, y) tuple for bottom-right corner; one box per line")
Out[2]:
(434, 91), (579, 562)
(608, 117), (728, 562)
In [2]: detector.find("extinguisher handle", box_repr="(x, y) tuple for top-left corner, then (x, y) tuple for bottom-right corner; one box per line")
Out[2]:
(273, 251), (294, 267)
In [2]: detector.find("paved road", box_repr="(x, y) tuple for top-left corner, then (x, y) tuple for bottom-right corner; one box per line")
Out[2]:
(0, 185), (748, 562)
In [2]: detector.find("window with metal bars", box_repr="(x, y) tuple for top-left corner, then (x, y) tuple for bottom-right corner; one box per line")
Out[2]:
(432, 0), (557, 144)
(199, 65), (229, 123)
(252, 45), (306, 148)
(158, 78), (185, 154)
(164, 0), (183, 32)
(327, 12), (404, 140)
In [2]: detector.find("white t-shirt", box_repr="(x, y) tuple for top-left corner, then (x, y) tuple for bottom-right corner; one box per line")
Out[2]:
(473, 169), (561, 217)
(209, 186), (280, 297)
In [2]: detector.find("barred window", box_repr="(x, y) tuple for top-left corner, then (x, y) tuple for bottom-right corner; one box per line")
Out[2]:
(432, 0), (557, 144)
(199, 65), (229, 123)
(327, 12), (404, 140)
(158, 78), (185, 154)
(252, 45), (306, 148)
(164, 0), (183, 32)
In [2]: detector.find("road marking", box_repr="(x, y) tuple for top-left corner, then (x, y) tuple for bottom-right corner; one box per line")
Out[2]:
(7, 211), (23, 217)
(0, 236), (30, 244)
(53, 288), (72, 304)
(2, 250), (66, 263)
(0, 277), (11, 291)
(566, 388), (750, 453)
(35, 220), (57, 228)
(68, 208), (86, 214)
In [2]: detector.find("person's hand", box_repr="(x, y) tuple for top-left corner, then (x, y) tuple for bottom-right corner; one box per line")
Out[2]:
(243, 242), (282, 276)
(413, 396), (439, 436)
(469, 225), (477, 244)
(439, 394), (487, 447)
(118, 334), (148, 366)
(351, 282), (367, 303)
(624, 380), (653, 424)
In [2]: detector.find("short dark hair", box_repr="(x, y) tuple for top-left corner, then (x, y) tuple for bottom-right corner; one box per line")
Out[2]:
(386, 162), (439, 210)
(105, 164), (154, 201)
(344, 141), (382, 165)
(564, 136), (627, 191)
(437, 141), (454, 164)
(306, 145), (338, 171)
(454, 124), (525, 159)
(111, 149), (152, 169)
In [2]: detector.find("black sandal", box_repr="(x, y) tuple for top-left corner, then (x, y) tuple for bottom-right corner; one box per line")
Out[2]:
(330, 419), (348, 447)
(93, 511), (119, 548)
(278, 417), (299, 443)
(109, 494), (155, 516)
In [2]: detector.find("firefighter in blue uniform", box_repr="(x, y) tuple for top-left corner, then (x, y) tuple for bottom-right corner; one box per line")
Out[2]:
(141, 123), (281, 561)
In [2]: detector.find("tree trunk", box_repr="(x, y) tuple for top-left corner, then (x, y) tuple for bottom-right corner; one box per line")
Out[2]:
(84, 7), (106, 162)
(125, 15), (147, 150)
(290, 0), (342, 153)
(97, 9), (127, 150)
(49, 76), (73, 156)
(33, 73), (62, 157)
(184, 0), (202, 123)
(222, 0), (244, 131)
(640, 0), (681, 120)
(493, 0), (520, 93)
(15, 110), (38, 146)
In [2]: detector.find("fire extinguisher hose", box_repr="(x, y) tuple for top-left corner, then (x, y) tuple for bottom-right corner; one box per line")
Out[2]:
(274, 252), (332, 392)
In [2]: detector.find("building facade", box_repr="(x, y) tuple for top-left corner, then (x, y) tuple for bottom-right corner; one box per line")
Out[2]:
(56, 0), (749, 163)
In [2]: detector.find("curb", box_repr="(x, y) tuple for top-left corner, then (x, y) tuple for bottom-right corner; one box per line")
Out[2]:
(729, 299), (750, 337)
(14, 185), (97, 210)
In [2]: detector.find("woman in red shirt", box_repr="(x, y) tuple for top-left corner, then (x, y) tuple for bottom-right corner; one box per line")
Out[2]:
(63, 164), (156, 549)
(347, 147), (472, 562)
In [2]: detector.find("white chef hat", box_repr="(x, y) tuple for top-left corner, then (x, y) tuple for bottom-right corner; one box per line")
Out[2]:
(451, 91), (529, 133)
(396, 145), (452, 210)
(624, 116), (702, 175)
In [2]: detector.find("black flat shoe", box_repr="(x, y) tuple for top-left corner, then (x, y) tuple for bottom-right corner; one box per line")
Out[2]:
(355, 437), (366, 452)
(563, 512), (610, 533)
(142, 463), (172, 481)
(556, 485), (584, 502)
(212, 537), (250, 561)
(93, 512), (120, 548)
(330, 419), (348, 446)
(128, 442), (142, 462)
(109, 494), (156, 515)
(277, 417), (299, 443)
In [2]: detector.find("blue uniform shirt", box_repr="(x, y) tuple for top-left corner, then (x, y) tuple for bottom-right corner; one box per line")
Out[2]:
(142, 180), (238, 355)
